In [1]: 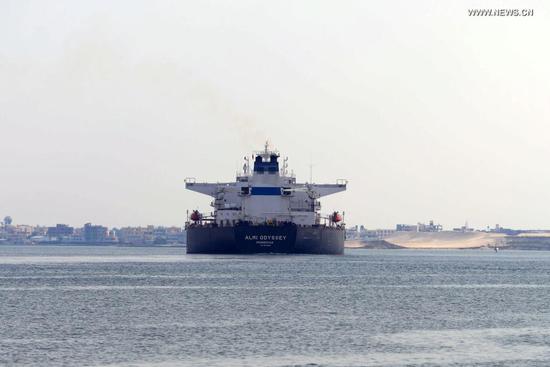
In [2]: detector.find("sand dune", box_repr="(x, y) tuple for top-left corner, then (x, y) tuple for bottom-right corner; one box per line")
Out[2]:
(347, 231), (506, 249)
(384, 231), (505, 249)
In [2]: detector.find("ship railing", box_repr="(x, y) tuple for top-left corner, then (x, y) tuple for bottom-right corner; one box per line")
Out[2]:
(186, 221), (346, 230)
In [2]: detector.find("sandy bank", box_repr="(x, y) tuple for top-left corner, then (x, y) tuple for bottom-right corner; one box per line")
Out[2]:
(385, 231), (505, 249)
(346, 231), (506, 249)
(345, 239), (403, 249)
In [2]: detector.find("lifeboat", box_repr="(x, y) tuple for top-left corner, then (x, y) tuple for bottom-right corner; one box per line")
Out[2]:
(190, 210), (202, 222)
(331, 211), (343, 223)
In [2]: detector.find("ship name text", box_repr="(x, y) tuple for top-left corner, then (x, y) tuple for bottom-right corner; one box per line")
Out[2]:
(245, 235), (287, 241)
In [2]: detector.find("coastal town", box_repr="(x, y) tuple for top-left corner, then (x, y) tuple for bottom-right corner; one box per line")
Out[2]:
(0, 216), (186, 246)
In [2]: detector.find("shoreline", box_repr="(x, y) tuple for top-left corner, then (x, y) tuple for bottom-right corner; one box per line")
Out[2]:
(346, 231), (550, 250)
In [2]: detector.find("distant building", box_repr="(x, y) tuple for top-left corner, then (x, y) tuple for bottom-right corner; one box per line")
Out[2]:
(345, 225), (359, 240)
(418, 220), (443, 232)
(116, 226), (153, 245)
(453, 221), (474, 232)
(345, 226), (395, 240)
(397, 220), (442, 232)
(32, 226), (48, 236)
(163, 226), (186, 244)
(396, 224), (418, 232)
(47, 224), (74, 238)
(489, 224), (521, 235)
(1, 224), (34, 244)
(116, 225), (186, 245)
(83, 223), (109, 243)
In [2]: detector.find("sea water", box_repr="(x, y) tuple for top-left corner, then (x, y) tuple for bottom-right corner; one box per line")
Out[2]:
(1, 246), (549, 366)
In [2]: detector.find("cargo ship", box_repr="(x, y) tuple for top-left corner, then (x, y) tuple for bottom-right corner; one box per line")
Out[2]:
(185, 142), (347, 254)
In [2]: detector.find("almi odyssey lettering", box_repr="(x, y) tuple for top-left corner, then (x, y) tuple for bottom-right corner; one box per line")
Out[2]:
(245, 235), (287, 241)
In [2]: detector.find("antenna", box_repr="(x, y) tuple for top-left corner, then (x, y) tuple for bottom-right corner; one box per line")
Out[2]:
(243, 155), (250, 175)
(309, 157), (313, 183)
(308, 152), (314, 183)
(281, 157), (289, 176)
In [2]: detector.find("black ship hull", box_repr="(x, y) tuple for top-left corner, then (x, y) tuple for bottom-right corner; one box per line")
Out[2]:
(186, 224), (344, 254)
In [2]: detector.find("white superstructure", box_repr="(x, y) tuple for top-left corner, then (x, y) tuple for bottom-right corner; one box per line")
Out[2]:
(185, 142), (347, 226)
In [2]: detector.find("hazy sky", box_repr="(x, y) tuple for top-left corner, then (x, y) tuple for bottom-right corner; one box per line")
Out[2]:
(1, 0), (549, 229)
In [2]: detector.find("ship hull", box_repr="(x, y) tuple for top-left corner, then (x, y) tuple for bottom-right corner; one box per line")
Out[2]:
(186, 224), (344, 254)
